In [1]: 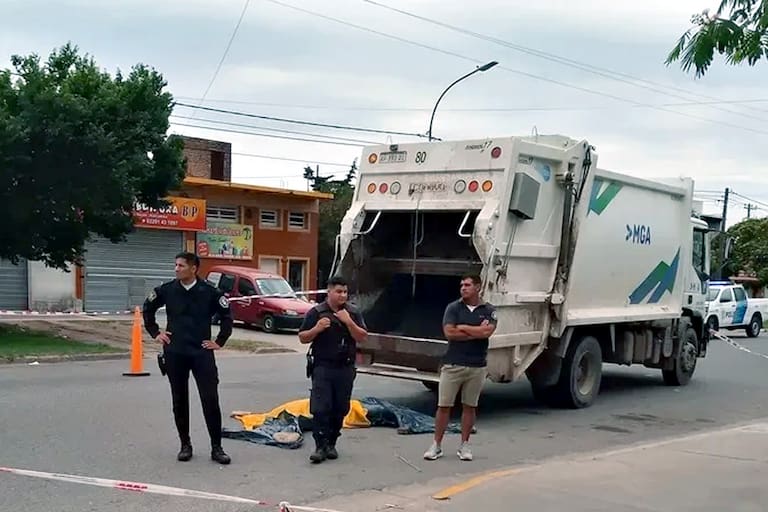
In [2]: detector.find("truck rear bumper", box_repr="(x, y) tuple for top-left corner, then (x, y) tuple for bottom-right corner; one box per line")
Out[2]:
(356, 332), (447, 374)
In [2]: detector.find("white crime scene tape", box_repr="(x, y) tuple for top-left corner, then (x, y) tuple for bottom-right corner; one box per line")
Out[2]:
(0, 466), (270, 506)
(279, 502), (346, 512)
(711, 329), (768, 360)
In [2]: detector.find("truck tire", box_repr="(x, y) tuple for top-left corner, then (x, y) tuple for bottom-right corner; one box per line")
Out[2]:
(746, 314), (762, 338)
(662, 327), (697, 386)
(554, 335), (602, 409)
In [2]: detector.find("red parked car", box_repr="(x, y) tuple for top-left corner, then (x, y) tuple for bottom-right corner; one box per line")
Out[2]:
(205, 265), (313, 333)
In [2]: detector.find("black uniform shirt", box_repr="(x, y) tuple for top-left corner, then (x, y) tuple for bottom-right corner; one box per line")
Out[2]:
(300, 301), (366, 364)
(143, 278), (234, 355)
(442, 299), (497, 367)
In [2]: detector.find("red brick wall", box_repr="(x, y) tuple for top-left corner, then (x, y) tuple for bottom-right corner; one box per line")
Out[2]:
(181, 136), (232, 181)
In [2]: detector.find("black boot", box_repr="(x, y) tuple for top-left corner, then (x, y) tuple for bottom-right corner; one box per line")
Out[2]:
(326, 439), (338, 460)
(177, 443), (193, 462)
(211, 445), (231, 465)
(309, 440), (328, 464)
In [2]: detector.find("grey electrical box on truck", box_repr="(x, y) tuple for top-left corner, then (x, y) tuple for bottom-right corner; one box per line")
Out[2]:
(329, 134), (713, 408)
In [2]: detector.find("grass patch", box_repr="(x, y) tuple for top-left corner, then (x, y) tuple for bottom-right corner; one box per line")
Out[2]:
(224, 338), (293, 353)
(0, 324), (123, 361)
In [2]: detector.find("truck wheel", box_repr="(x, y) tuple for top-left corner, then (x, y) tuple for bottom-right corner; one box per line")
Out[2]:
(422, 380), (439, 392)
(262, 315), (276, 333)
(662, 328), (697, 386)
(746, 314), (762, 338)
(555, 335), (602, 409)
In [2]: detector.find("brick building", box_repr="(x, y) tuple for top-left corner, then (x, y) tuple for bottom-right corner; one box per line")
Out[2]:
(0, 136), (332, 313)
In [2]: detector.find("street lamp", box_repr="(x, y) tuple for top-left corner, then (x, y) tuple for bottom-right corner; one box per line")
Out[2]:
(427, 61), (498, 142)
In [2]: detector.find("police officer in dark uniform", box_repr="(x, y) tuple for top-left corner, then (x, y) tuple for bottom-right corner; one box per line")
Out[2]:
(298, 276), (367, 463)
(143, 252), (234, 465)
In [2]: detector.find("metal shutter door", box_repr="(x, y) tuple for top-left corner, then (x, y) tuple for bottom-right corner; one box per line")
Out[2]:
(0, 259), (28, 310)
(84, 229), (183, 312)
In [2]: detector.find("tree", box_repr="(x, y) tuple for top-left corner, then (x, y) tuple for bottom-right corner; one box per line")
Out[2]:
(722, 217), (768, 284)
(0, 43), (185, 269)
(666, 1), (768, 77)
(304, 160), (357, 282)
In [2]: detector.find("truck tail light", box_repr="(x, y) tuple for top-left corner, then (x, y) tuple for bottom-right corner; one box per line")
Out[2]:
(367, 183), (376, 193)
(482, 180), (493, 192)
(468, 180), (479, 192)
(390, 181), (401, 194)
(491, 146), (502, 159)
(379, 183), (388, 193)
(368, 153), (378, 164)
(454, 180), (466, 193)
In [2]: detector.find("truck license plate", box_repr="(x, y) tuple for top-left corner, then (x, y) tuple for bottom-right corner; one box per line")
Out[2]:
(379, 151), (407, 164)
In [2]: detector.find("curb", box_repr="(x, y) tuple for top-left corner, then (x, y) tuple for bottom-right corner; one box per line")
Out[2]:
(0, 352), (130, 365)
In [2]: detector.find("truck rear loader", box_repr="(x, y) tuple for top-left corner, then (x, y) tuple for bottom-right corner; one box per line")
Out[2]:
(331, 134), (712, 408)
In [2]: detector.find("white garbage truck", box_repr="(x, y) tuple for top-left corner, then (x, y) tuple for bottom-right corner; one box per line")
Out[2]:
(331, 134), (712, 408)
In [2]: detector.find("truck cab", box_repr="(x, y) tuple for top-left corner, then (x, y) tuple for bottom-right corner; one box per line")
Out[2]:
(705, 282), (767, 338)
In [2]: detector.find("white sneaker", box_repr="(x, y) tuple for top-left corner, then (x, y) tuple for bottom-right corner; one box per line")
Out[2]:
(423, 442), (443, 460)
(457, 442), (473, 461)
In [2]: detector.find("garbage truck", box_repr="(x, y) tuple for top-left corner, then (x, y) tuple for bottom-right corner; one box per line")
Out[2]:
(330, 134), (712, 408)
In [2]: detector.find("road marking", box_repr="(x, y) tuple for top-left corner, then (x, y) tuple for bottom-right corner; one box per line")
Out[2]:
(432, 467), (521, 500)
(0, 466), (270, 506)
(430, 418), (768, 501)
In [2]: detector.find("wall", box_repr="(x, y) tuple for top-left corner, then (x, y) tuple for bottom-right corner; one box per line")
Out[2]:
(28, 261), (78, 312)
(181, 136), (232, 181)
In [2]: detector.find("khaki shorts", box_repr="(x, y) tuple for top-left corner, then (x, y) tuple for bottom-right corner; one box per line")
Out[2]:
(438, 364), (487, 407)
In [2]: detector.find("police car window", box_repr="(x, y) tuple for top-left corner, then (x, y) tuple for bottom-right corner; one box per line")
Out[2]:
(206, 272), (222, 287)
(238, 278), (256, 297)
(734, 287), (747, 302)
(720, 288), (734, 303)
(218, 274), (235, 293)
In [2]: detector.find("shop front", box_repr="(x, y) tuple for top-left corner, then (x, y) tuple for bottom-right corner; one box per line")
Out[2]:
(82, 197), (206, 312)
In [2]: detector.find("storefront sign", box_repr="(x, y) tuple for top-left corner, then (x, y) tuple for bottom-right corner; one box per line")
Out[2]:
(196, 222), (253, 260)
(133, 197), (207, 232)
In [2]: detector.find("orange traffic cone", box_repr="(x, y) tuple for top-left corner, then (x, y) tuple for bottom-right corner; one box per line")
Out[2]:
(123, 306), (150, 377)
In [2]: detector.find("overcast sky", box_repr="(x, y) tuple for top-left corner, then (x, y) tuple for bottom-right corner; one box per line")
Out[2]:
(2, 0), (766, 226)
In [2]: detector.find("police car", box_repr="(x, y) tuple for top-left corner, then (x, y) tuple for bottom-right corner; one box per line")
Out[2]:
(705, 281), (768, 338)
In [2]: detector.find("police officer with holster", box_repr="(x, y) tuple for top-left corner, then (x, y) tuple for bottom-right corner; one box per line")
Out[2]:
(143, 252), (234, 465)
(299, 276), (367, 463)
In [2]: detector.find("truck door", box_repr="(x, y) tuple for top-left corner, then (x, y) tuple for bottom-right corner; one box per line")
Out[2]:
(719, 288), (736, 327)
(732, 287), (748, 325)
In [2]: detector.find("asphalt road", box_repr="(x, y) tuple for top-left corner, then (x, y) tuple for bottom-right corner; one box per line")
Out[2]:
(1, 330), (767, 512)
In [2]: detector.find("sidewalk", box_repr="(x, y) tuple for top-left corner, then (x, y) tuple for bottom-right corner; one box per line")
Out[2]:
(300, 420), (768, 512)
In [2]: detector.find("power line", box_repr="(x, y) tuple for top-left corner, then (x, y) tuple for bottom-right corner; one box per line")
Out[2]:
(731, 191), (768, 211)
(264, 0), (768, 137)
(362, 0), (768, 122)
(174, 96), (768, 112)
(232, 151), (354, 168)
(196, 0), (251, 112)
(175, 102), (426, 138)
(170, 114), (380, 144)
(170, 121), (366, 147)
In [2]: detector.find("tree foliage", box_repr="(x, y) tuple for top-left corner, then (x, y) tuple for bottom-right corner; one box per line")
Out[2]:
(0, 43), (185, 269)
(304, 161), (357, 283)
(722, 217), (768, 283)
(666, 0), (768, 76)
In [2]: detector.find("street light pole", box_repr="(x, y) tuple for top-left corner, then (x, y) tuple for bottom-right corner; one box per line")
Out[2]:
(427, 61), (498, 142)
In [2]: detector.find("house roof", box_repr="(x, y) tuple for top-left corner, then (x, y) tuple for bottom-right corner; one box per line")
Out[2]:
(182, 176), (334, 200)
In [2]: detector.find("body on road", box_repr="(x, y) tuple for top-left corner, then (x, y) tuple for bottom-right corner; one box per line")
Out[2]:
(299, 276), (368, 463)
(143, 252), (234, 465)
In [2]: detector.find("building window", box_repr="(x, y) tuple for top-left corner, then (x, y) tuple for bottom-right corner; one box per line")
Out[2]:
(206, 205), (239, 223)
(260, 209), (280, 228)
(288, 212), (308, 230)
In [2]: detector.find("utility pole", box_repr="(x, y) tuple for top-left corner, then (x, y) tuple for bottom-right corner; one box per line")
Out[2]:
(721, 187), (729, 232)
(745, 203), (756, 219)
